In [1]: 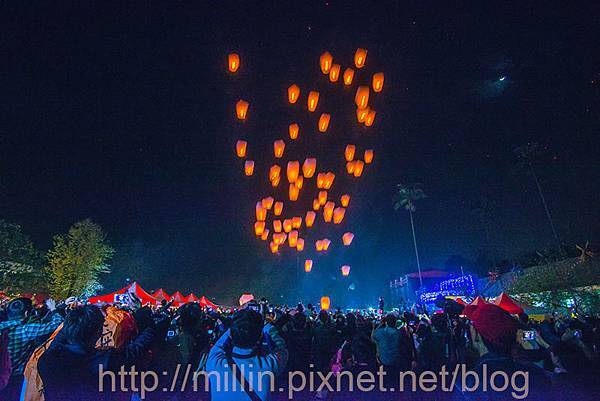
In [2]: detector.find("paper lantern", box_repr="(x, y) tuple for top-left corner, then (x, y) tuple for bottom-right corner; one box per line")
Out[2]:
(254, 221), (265, 236)
(315, 240), (324, 252)
(255, 202), (266, 221)
(305, 259), (313, 272)
(271, 176), (280, 187)
(305, 211), (316, 227)
(288, 230), (298, 248)
(342, 232), (354, 246)
(341, 265), (351, 276)
(372, 72), (384, 92)
(269, 165), (281, 182)
(307, 91), (319, 112)
(228, 53), (240, 73)
(356, 107), (369, 123)
(236, 140), (247, 158)
(273, 140), (285, 158)
(323, 202), (335, 222)
(283, 219), (293, 233)
(292, 216), (302, 229)
(329, 63), (341, 82)
(320, 51), (333, 74)
(261, 229), (270, 241)
(287, 161), (300, 183)
(270, 241), (279, 254)
(274, 201), (283, 216)
(354, 48), (367, 68)
(289, 183), (299, 201)
(346, 161), (355, 174)
(364, 149), (374, 164)
(318, 190), (328, 205)
(316, 173), (326, 189)
(296, 238), (305, 251)
(302, 158), (317, 178)
(340, 194), (350, 207)
(345, 144), (356, 162)
(322, 238), (331, 251)
(355, 86), (369, 108)
(323, 172), (335, 189)
(333, 207), (346, 224)
(273, 220), (282, 233)
(273, 233), (287, 245)
(295, 175), (304, 189)
(289, 123), (299, 140)
(343, 68), (355, 85)
(288, 84), (300, 104)
(320, 296), (331, 310)
(353, 160), (365, 177)
(262, 197), (274, 210)
(244, 160), (255, 176)
(312, 199), (321, 211)
(236, 99), (249, 120)
(318, 113), (331, 132)
(364, 109), (376, 127)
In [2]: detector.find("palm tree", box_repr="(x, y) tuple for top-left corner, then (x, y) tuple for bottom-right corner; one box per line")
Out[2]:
(394, 183), (427, 286)
(513, 143), (561, 252)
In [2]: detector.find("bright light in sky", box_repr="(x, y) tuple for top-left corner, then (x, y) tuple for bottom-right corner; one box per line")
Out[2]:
(499, 76), (506, 81)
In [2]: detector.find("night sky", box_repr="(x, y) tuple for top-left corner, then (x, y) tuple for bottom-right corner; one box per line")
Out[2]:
(1, 2), (599, 305)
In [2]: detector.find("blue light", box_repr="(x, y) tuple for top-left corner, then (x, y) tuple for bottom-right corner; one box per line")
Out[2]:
(418, 274), (475, 303)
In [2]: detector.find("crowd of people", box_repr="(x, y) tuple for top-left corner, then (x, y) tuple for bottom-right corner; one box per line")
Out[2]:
(1, 294), (599, 400)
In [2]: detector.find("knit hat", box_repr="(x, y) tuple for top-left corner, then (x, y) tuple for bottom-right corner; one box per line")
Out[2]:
(470, 303), (518, 350)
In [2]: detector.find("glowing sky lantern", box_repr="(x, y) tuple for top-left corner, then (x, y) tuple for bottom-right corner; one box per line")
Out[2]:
(295, 175), (304, 189)
(345, 144), (356, 162)
(355, 86), (370, 108)
(273, 201), (283, 216)
(318, 113), (331, 132)
(236, 99), (249, 120)
(254, 221), (265, 236)
(273, 140), (285, 158)
(269, 164), (281, 182)
(302, 158), (317, 178)
(292, 216), (302, 229)
(356, 107), (369, 123)
(316, 173), (326, 189)
(341, 265), (351, 276)
(288, 230), (298, 248)
(323, 201), (335, 222)
(318, 190), (328, 205)
(343, 68), (355, 85)
(287, 161), (300, 183)
(289, 123), (299, 140)
(270, 241), (279, 254)
(353, 160), (365, 177)
(305, 259), (313, 272)
(305, 211), (316, 227)
(273, 232), (286, 245)
(333, 207), (346, 224)
(244, 160), (255, 176)
(354, 48), (367, 68)
(315, 240), (324, 252)
(296, 238), (305, 251)
(322, 238), (331, 251)
(271, 176), (280, 187)
(236, 140), (247, 158)
(364, 109), (376, 127)
(307, 91), (319, 112)
(346, 161), (355, 174)
(372, 72), (384, 92)
(313, 199), (321, 211)
(323, 172), (335, 189)
(283, 219), (293, 233)
(287, 84), (300, 104)
(261, 229), (270, 241)
(364, 149), (374, 164)
(342, 232), (354, 246)
(273, 220), (282, 233)
(319, 51), (333, 74)
(262, 197), (274, 210)
(329, 63), (341, 82)
(340, 194), (350, 207)
(228, 53), (240, 73)
(255, 202), (266, 221)
(320, 296), (331, 310)
(288, 183), (299, 201)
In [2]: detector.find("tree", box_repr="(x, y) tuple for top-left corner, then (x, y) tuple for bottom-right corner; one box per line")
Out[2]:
(393, 183), (427, 286)
(47, 219), (114, 299)
(513, 142), (561, 252)
(0, 220), (47, 293)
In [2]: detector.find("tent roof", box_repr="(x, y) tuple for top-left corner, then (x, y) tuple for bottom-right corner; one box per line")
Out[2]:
(152, 289), (172, 302)
(186, 293), (201, 303)
(199, 296), (218, 309)
(89, 282), (157, 305)
(494, 292), (524, 315)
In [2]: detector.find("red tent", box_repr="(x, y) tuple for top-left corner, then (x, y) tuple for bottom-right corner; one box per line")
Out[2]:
(89, 282), (157, 305)
(494, 292), (524, 315)
(199, 296), (218, 309)
(185, 293), (201, 303)
(171, 291), (185, 306)
(463, 295), (487, 318)
(152, 289), (172, 302)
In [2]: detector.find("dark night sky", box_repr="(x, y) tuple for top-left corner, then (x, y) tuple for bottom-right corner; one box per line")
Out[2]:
(1, 2), (599, 305)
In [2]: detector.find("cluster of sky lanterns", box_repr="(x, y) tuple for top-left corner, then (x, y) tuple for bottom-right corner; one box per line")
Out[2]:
(228, 47), (385, 280)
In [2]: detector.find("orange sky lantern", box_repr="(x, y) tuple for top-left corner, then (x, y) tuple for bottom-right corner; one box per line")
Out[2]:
(315, 240), (324, 252)
(323, 202), (335, 222)
(345, 144), (356, 162)
(343, 68), (355, 85)
(228, 53), (240, 73)
(271, 175), (280, 187)
(341, 265), (351, 276)
(305, 259), (313, 272)
(274, 201), (283, 216)
(356, 107), (369, 123)
(254, 221), (265, 236)
(307, 91), (319, 112)
(255, 202), (266, 221)
(288, 183), (299, 201)
(322, 238), (331, 251)
(236, 99), (249, 120)
(273, 140), (285, 158)
(273, 232), (287, 245)
(353, 160), (365, 177)
(320, 296), (331, 310)
(318, 190), (328, 205)
(372, 72), (384, 92)
(333, 207), (346, 224)
(283, 219), (293, 233)
(286, 161), (300, 183)
(342, 232), (354, 246)
(288, 230), (298, 248)
(270, 241), (279, 254)
(262, 197), (274, 210)
(269, 164), (281, 182)
(302, 158), (317, 178)
(364, 109), (376, 127)
(364, 149), (374, 164)
(244, 160), (255, 176)
(273, 220), (282, 233)
(296, 238), (305, 251)
(289, 123), (299, 140)
(316, 173), (325, 189)
(319, 51), (333, 74)
(318, 113), (331, 132)
(292, 216), (302, 229)
(354, 48), (367, 68)
(261, 229), (270, 241)
(329, 63), (341, 82)
(313, 199), (321, 211)
(340, 194), (350, 207)
(346, 161), (355, 174)
(305, 211), (316, 227)
(236, 140), (247, 158)
(295, 175), (304, 189)
(324, 172), (335, 189)
(287, 84), (300, 104)
(355, 86), (369, 108)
